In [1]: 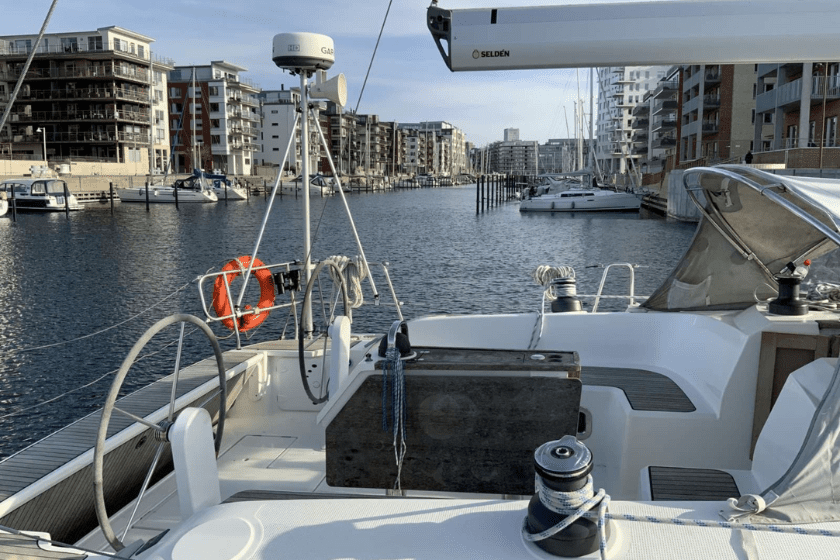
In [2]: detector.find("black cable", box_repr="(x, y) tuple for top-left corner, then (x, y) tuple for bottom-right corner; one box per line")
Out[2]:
(354, 0), (395, 114)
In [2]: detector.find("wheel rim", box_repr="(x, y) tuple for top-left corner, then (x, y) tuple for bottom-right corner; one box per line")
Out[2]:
(93, 313), (227, 551)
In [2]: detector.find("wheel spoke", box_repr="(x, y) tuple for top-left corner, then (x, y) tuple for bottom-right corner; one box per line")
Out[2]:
(121, 441), (166, 540)
(113, 406), (166, 432)
(168, 322), (186, 421)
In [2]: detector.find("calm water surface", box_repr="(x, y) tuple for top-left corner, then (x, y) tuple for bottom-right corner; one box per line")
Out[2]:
(0, 186), (696, 459)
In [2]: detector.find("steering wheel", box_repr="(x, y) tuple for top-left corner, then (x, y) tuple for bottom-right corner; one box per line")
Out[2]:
(299, 260), (351, 405)
(93, 314), (227, 551)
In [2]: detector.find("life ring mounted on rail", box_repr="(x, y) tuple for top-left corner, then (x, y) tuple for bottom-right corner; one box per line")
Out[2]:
(212, 256), (276, 331)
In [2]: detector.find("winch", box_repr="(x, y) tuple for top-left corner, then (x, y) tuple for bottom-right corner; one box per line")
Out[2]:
(524, 435), (606, 557)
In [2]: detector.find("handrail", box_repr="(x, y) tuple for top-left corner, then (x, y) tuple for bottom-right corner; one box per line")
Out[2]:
(197, 259), (403, 347)
(591, 263), (638, 312)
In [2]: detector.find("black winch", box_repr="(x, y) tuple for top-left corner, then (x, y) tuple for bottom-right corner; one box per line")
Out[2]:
(768, 260), (810, 316)
(550, 277), (582, 313)
(525, 435), (604, 557)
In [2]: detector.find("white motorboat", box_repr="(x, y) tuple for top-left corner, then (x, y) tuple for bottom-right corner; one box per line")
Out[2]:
(4, 4), (840, 560)
(282, 174), (336, 196)
(0, 178), (83, 212)
(117, 175), (218, 203)
(0, 193), (7, 217)
(520, 174), (642, 212)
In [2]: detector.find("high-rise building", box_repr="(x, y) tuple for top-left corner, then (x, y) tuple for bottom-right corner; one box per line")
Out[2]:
(596, 66), (669, 175)
(504, 128), (519, 142)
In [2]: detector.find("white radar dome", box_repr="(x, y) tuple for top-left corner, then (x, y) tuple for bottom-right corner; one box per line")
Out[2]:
(272, 32), (335, 71)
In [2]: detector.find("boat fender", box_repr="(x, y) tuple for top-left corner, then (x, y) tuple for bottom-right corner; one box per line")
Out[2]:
(551, 201), (555, 210)
(571, 201), (575, 210)
(213, 256), (276, 331)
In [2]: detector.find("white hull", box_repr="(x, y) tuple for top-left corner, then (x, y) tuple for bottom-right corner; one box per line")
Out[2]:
(0, 199), (7, 216)
(117, 186), (218, 203)
(213, 185), (248, 201)
(520, 189), (641, 212)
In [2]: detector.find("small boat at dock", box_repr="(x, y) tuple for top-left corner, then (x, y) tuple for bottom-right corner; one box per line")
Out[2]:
(0, 178), (83, 212)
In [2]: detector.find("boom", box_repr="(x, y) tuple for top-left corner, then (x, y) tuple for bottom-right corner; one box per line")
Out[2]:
(427, 0), (840, 72)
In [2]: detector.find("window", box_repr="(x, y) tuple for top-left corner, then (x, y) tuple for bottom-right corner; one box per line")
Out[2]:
(60, 37), (78, 52)
(209, 86), (219, 96)
(751, 109), (755, 124)
(272, 147), (280, 151)
(210, 103), (220, 112)
(88, 36), (103, 51)
(826, 116), (837, 147)
(171, 103), (182, 113)
(763, 113), (774, 124)
(271, 135), (279, 139)
(809, 120), (816, 146)
(138, 46), (145, 58)
(130, 43), (135, 54)
(270, 110), (279, 114)
(271, 122), (279, 126)
(170, 87), (180, 97)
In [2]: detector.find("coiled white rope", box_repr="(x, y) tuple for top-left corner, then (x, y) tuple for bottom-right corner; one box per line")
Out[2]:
(522, 474), (611, 560)
(532, 265), (576, 302)
(328, 255), (368, 309)
(809, 281), (840, 303)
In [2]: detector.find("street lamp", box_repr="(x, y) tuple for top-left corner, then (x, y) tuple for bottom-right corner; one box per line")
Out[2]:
(36, 127), (46, 164)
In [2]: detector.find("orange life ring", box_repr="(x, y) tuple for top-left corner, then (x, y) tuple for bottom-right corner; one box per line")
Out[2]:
(212, 256), (275, 331)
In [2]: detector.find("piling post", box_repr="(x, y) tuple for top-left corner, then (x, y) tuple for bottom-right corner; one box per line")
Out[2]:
(10, 182), (16, 222)
(174, 180), (179, 209)
(63, 182), (70, 217)
(145, 180), (150, 212)
(109, 181), (114, 214)
(476, 175), (480, 214)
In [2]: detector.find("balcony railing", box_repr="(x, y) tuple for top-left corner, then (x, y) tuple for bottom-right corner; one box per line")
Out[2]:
(22, 86), (150, 104)
(0, 65), (149, 83)
(702, 122), (719, 134)
(10, 109), (150, 123)
(703, 94), (721, 107)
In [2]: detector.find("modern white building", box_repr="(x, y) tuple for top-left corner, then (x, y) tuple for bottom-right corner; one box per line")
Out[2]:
(596, 66), (669, 175)
(255, 87), (303, 174)
(503, 128), (519, 142)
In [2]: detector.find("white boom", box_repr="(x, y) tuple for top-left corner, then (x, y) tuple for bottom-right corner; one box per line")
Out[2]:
(427, 0), (840, 72)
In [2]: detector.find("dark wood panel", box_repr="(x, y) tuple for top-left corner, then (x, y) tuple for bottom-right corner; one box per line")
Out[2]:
(327, 374), (582, 495)
(581, 367), (695, 412)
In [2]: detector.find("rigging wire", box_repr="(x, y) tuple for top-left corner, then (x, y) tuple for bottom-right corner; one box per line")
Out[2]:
(4, 280), (195, 356)
(0, 326), (200, 421)
(354, 0), (396, 114)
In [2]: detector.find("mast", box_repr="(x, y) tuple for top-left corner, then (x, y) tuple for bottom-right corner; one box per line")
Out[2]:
(191, 68), (196, 170)
(299, 71), (313, 334)
(148, 51), (154, 178)
(588, 67), (594, 172)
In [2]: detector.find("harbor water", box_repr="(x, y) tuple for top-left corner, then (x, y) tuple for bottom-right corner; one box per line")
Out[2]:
(0, 185), (696, 460)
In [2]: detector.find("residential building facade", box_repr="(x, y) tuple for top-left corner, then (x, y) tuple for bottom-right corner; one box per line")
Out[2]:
(0, 27), (172, 172)
(168, 61), (259, 175)
(679, 64), (754, 163)
(754, 62), (840, 153)
(596, 66), (669, 175)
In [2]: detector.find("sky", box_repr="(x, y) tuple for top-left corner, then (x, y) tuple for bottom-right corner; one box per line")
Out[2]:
(2, 0), (607, 147)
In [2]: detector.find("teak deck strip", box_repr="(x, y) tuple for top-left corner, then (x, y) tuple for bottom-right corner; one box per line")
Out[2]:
(649, 466), (740, 500)
(0, 350), (257, 515)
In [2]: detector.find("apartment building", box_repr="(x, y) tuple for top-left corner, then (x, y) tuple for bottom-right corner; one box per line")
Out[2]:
(0, 27), (172, 172)
(679, 64), (754, 163)
(398, 121), (467, 177)
(538, 138), (588, 174)
(630, 67), (680, 173)
(168, 61), (259, 175)
(487, 138), (539, 175)
(596, 66), (669, 175)
(754, 62), (840, 152)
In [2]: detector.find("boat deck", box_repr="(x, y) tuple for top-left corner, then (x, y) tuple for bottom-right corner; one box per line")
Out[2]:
(0, 349), (259, 554)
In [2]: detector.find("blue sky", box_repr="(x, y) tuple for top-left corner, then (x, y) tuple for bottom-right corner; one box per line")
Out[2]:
(4, 0), (603, 146)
